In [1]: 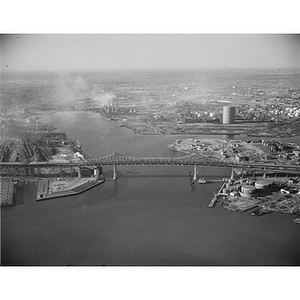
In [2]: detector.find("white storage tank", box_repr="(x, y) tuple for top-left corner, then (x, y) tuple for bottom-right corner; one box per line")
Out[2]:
(255, 180), (270, 190)
(240, 184), (256, 198)
(241, 184), (256, 193)
(223, 106), (235, 124)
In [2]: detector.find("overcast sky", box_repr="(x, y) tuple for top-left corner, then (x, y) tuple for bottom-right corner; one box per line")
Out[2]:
(1, 34), (299, 71)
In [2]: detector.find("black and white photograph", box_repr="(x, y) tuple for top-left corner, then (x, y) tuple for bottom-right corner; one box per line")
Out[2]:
(1, 33), (299, 266)
(0, 1), (299, 299)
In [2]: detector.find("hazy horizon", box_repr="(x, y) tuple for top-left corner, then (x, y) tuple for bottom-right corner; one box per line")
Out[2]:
(2, 66), (300, 74)
(1, 34), (299, 72)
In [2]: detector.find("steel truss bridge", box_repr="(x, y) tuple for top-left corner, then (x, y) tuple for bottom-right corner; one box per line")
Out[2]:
(88, 153), (300, 172)
(1, 153), (300, 178)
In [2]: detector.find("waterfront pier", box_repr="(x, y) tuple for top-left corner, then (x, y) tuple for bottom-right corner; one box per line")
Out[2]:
(0, 178), (16, 207)
(208, 181), (227, 208)
(36, 178), (105, 201)
(193, 164), (197, 181)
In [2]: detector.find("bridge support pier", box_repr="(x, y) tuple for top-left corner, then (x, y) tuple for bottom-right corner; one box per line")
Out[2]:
(193, 164), (197, 181)
(113, 164), (117, 180)
(94, 167), (101, 179)
(230, 168), (235, 180)
(77, 167), (81, 178)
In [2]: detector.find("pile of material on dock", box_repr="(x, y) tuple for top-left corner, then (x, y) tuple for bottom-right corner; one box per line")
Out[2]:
(223, 196), (260, 213)
(259, 196), (300, 215)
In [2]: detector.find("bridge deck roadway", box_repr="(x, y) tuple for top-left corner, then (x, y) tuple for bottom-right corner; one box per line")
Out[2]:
(1, 154), (300, 173)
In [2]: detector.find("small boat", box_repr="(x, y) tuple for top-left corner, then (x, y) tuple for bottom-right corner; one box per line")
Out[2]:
(293, 218), (300, 224)
(198, 178), (206, 184)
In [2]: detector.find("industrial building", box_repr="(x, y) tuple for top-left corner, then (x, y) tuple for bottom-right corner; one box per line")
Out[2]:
(223, 106), (235, 124)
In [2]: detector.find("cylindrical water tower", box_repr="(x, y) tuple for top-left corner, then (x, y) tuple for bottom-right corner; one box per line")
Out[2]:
(223, 106), (235, 124)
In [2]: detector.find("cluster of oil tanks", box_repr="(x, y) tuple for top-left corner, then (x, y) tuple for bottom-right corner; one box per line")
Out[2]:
(223, 178), (270, 198)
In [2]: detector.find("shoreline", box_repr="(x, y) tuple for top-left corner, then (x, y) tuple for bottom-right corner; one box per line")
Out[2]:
(30, 109), (300, 139)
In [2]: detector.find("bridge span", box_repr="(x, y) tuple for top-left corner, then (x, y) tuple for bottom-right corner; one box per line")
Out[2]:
(1, 152), (300, 178)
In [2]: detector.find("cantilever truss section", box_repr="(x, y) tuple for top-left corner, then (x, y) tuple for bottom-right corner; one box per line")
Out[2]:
(1, 153), (300, 175)
(89, 152), (217, 166)
(87, 152), (300, 172)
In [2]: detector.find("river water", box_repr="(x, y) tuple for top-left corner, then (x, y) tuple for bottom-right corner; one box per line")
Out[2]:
(1, 111), (300, 265)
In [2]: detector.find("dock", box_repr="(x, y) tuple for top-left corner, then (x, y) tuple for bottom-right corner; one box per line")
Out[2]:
(0, 178), (16, 207)
(224, 197), (260, 213)
(205, 179), (224, 183)
(208, 181), (226, 208)
(36, 178), (105, 201)
(36, 179), (49, 199)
